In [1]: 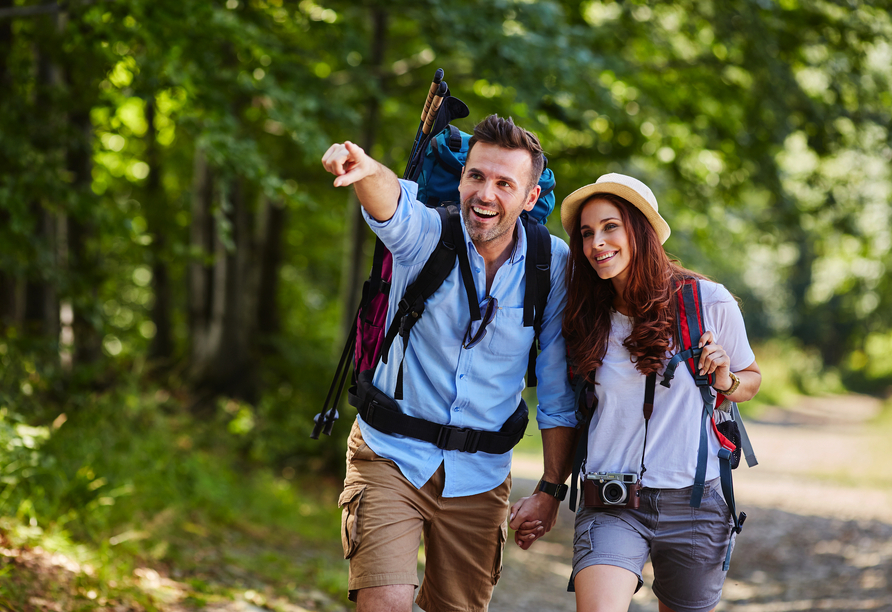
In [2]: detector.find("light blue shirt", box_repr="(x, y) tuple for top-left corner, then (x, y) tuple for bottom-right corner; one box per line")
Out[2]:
(358, 180), (577, 497)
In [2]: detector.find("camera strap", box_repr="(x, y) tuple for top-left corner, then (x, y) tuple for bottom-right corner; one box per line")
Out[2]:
(638, 373), (656, 480)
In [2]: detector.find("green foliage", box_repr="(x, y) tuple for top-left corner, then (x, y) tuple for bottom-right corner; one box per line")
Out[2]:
(0, 376), (347, 609)
(746, 339), (845, 414)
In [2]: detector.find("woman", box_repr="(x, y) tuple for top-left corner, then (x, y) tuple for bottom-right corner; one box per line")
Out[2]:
(560, 173), (761, 612)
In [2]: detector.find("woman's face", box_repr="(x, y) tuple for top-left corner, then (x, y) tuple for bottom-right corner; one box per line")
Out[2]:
(580, 197), (632, 288)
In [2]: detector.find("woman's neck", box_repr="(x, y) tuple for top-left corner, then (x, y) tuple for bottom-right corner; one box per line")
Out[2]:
(611, 279), (630, 316)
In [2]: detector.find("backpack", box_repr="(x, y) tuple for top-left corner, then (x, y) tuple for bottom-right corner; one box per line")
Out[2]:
(414, 125), (557, 222)
(312, 74), (556, 451)
(567, 278), (757, 571)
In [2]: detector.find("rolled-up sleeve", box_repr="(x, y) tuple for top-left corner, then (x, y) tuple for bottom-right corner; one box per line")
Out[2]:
(533, 237), (578, 430)
(361, 179), (440, 266)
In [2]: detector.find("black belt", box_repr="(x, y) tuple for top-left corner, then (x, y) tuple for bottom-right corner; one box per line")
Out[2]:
(354, 370), (528, 454)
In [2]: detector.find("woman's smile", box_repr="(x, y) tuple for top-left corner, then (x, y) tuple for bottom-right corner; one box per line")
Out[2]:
(580, 198), (632, 292)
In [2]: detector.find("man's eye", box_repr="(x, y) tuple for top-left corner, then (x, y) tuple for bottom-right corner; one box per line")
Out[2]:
(498, 181), (511, 188)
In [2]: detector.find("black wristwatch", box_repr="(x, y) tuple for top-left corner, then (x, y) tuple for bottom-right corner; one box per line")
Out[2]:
(537, 479), (568, 501)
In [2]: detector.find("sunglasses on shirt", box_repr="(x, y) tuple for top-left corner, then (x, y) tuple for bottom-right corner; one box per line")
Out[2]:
(463, 296), (499, 350)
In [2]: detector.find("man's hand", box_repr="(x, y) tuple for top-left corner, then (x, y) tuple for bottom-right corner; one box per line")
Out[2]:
(320, 141), (399, 221)
(509, 492), (560, 550)
(321, 141), (377, 188)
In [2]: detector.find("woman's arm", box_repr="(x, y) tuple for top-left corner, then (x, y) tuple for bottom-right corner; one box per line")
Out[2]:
(697, 329), (761, 403)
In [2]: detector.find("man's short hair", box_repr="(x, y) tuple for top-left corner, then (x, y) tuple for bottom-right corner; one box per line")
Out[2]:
(467, 115), (545, 191)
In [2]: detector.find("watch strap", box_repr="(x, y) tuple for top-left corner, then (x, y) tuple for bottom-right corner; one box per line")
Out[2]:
(715, 371), (740, 395)
(538, 479), (568, 501)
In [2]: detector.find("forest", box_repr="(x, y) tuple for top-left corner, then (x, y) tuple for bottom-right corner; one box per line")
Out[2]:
(1, 0), (891, 608)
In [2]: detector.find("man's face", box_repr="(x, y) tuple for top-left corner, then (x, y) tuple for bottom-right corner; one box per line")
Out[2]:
(458, 142), (539, 247)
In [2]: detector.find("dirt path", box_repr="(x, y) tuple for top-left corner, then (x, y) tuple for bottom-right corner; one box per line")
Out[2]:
(490, 395), (892, 612)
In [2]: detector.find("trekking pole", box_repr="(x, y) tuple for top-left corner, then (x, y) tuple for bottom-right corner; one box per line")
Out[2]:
(423, 81), (448, 135)
(407, 81), (448, 180)
(405, 68), (444, 179)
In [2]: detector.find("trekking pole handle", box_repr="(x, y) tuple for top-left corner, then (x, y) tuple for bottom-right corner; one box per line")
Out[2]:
(423, 81), (448, 134)
(421, 68), (445, 121)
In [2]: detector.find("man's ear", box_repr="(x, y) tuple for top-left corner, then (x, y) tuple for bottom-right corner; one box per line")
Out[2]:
(524, 184), (541, 212)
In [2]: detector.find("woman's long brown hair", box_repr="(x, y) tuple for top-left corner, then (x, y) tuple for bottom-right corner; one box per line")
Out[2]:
(563, 194), (707, 380)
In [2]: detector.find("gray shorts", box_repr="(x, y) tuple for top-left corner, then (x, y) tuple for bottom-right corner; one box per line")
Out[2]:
(571, 479), (734, 612)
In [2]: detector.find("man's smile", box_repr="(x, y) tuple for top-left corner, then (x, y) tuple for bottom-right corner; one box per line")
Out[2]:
(472, 206), (498, 219)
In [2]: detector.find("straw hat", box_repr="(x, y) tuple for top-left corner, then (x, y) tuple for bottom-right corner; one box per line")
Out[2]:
(560, 173), (671, 244)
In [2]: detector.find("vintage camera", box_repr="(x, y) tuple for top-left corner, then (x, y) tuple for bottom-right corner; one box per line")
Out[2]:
(584, 472), (641, 509)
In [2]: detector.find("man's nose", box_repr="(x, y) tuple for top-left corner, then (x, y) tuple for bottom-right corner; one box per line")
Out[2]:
(479, 180), (497, 202)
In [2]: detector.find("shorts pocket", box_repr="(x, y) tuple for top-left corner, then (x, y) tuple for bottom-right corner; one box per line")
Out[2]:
(338, 484), (366, 559)
(491, 521), (507, 585)
(692, 488), (732, 563)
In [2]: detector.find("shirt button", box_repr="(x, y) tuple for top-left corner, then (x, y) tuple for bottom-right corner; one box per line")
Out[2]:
(475, 267), (481, 273)
(459, 374), (464, 379)
(453, 407), (461, 412)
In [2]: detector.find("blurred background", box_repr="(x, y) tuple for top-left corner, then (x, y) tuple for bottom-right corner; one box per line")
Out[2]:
(1, 0), (890, 609)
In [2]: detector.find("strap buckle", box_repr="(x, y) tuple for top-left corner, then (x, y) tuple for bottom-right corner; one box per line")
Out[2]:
(436, 425), (481, 453)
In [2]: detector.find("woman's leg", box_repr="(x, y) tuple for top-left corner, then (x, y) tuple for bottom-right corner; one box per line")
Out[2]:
(574, 564), (639, 612)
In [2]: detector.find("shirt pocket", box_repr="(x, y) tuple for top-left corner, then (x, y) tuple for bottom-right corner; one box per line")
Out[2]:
(486, 306), (534, 357)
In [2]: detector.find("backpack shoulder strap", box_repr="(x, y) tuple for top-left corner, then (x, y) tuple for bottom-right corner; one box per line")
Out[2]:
(522, 216), (551, 387)
(662, 278), (713, 387)
(380, 205), (477, 399)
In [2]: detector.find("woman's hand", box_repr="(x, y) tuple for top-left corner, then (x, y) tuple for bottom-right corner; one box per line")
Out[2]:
(697, 330), (733, 392)
(509, 494), (555, 550)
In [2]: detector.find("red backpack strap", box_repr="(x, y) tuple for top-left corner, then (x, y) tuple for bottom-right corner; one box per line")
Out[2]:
(675, 278), (713, 388)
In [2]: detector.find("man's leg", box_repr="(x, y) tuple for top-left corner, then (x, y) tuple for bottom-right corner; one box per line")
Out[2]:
(340, 421), (426, 605)
(356, 585), (415, 612)
(414, 472), (512, 612)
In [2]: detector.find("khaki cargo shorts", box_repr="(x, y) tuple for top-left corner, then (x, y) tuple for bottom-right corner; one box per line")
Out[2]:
(339, 420), (511, 611)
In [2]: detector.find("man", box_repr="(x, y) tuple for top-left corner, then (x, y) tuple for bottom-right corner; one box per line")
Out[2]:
(321, 115), (577, 612)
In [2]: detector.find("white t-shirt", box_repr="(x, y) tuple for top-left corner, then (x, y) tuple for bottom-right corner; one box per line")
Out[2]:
(584, 281), (756, 489)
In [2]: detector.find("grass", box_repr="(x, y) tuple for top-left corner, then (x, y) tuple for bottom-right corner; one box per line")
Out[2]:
(0, 382), (351, 611)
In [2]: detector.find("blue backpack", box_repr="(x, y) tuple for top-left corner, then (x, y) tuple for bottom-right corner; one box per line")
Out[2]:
(415, 125), (556, 223)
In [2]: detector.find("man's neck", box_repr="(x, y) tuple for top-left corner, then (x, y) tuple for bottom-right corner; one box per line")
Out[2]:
(474, 225), (518, 294)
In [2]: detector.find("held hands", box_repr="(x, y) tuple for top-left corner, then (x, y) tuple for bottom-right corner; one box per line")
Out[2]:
(321, 141), (376, 188)
(698, 330), (732, 392)
(508, 492), (560, 550)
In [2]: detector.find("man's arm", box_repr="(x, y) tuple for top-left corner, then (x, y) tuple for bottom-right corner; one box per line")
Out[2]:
(321, 141), (400, 222)
(508, 426), (578, 549)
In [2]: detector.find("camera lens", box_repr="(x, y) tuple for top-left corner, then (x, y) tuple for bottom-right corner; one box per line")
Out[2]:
(602, 481), (627, 505)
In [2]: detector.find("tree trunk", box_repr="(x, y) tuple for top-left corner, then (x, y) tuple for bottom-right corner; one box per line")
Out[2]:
(66, 107), (101, 368)
(23, 202), (58, 340)
(0, 1), (13, 327)
(188, 156), (258, 402)
(189, 147), (216, 388)
(338, 8), (388, 346)
(256, 196), (285, 340)
(144, 97), (173, 362)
